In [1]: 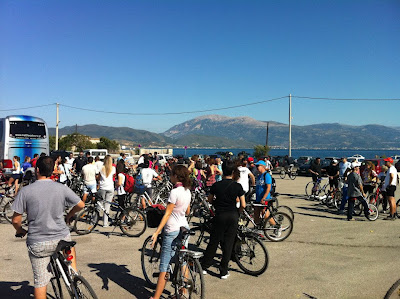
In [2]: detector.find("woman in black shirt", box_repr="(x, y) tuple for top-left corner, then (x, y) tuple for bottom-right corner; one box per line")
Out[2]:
(201, 160), (246, 279)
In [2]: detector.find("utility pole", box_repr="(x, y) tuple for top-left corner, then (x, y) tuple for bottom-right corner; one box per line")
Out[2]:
(55, 103), (60, 150)
(289, 94), (292, 157)
(266, 122), (269, 146)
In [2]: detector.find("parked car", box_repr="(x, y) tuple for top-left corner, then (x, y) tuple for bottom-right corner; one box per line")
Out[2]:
(348, 154), (365, 163)
(157, 154), (173, 167)
(296, 156), (313, 166)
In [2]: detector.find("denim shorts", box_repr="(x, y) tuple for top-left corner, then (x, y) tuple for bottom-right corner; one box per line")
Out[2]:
(159, 228), (189, 273)
(83, 183), (97, 194)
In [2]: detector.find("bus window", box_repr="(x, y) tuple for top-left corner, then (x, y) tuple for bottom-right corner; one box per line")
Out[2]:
(9, 121), (46, 139)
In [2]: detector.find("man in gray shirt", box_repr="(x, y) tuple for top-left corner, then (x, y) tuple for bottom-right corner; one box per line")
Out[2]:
(12, 156), (84, 299)
(346, 162), (369, 221)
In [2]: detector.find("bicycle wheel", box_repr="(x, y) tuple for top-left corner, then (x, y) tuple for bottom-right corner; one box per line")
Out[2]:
(73, 275), (98, 299)
(189, 226), (210, 251)
(234, 233), (269, 276)
(264, 212), (293, 242)
(141, 235), (161, 287)
(175, 255), (205, 299)
(384, 278), (400, 299)
(396, 199), (400, 219)
(120, 208), (147, 237)
(276, 205), (294, 221)
(73, 206), (99, 235)
(353, 200), (363, 216)
(305, 181), (314, 198)
(279, 170), (286, 179)
(366, 204), (378, 221)
(289, 171), (297, 180)
(3, 199), (14, 223)
(334, 191), (343, 209)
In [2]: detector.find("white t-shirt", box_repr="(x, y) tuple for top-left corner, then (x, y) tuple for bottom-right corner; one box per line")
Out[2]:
(141, 168), (159, 187)
(58, 164), (71, 183)
(138, 156), (145, 165)
(117, 173), (126, 195)
(384, 165), (398, 188)
(99, 166), (116, 191)
(82, 163), (97, 186)
(238, 166), (251, 193)
(95, 161), (104, 174)
(165, 186), (191, 233)
(66, 157), (74, 166)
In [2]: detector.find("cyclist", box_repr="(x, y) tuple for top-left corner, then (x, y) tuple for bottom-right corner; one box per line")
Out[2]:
(11, 156), (84, 299)
(326, 159), (339, 196)
(201, 160), (246, 279)
(253, 160), (276, 227)
(237, 158), (255, 200)
(150, 165), (191, 299)
(81, 156), (97, 203)
(309, 157), (322, 182)
(382, 157), (398, 220)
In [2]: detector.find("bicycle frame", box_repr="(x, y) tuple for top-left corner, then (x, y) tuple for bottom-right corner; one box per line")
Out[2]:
(50, 248), (78, 297)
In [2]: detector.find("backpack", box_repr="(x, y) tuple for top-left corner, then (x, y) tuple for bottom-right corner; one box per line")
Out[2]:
(123, 173), (135, 193)
(134, 170), (145, 194)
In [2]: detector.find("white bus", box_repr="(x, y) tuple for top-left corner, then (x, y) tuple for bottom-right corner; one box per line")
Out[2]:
(83, 149), (108, 160)
(0, 115), (49, 160)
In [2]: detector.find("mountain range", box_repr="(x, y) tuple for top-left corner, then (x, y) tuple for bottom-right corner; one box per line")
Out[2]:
(49, 115), (400, 149)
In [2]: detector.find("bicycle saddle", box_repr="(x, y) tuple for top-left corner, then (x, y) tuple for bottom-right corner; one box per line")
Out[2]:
(56, 240), (77, 252)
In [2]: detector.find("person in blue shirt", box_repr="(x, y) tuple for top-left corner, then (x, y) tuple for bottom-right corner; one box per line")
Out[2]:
(254, 160), (276, 226)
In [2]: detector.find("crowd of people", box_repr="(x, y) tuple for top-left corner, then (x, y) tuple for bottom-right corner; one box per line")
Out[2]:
(3, 150), (399, 298)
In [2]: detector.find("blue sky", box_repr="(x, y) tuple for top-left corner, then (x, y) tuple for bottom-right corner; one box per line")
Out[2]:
(1, 0), (399, 133)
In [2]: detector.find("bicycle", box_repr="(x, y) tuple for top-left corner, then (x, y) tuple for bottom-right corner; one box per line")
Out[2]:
(384, 277), (400, 299)
(240, 198), (294, 242)
(141, 227), (205, 298)
(190, 215), (269, 276)
(352, 196), (379, 221)
(73, 193), (147, 237)
(16, 234), (98, 299)
(305, 177), (329, 200)
(279, 165), (297, 180)
(0, 193), (27, 224)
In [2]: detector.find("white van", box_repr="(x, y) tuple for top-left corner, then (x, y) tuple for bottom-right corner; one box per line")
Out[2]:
(84, 149), (108, 160)
(157, 154), (173, 166)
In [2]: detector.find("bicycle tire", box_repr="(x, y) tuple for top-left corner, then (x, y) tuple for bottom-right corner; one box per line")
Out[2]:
(234, 233), (269, 276)
(366, 204), (379, 221)
(73, 275), (98, 299)
(119, 208), (147, 237)
(279, 170), (286, 179)
(141, 235), (162, 287)
(73, 206), (99, 235)
(353, 200), (363, 216)
(264, 212), (293, 242)
(334, 191), (343, 209)
(305, 181), (314, 198)
(189, 226), (210, 251)
(396, 199), (400, 219)
(289, 171), (297, 180)
(3, 200), (14, 224)
(276, 205), (294, 221)
(175, 255), (205, 299)
(384, 278), (400, 299)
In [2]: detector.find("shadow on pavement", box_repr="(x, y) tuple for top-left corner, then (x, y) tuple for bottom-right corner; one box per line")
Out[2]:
(0, 281), (34, 298)
(295, 206), (345, 221)
(88, 263), (153, 299)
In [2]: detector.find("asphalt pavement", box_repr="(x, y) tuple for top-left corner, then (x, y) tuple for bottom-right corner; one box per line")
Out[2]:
(0, 176), (399, 299)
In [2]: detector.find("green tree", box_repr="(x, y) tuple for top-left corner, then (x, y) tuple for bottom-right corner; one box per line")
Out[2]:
(49, 136), (56, 151)
(253, 145), (270, 160)
(97, 136), (119, 152)
(58, 133), (94, 151)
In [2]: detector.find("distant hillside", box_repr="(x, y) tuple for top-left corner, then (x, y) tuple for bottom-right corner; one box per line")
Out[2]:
(49, 124), (172, 146)
(163, 115), (400, 149)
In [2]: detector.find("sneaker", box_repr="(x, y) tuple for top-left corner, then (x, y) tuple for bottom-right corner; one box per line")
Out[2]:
(273, 226), (282, 238)
(103, 224), (110, 228)
(383, 215), (395, 221)
(220, 272), (230, 280)
(347, 218), (356, 221)
(202, 270), (208, 275)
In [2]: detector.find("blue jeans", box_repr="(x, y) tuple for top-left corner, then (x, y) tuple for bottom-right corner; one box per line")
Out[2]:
(159, 227), (189, 273)
(339, 186), (348, 211)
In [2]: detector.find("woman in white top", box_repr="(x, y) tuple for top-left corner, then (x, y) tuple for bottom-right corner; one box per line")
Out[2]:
(58, 157), (71, 185)
(150, 165), (191, 299)
(8, 156), (22, 194)
(97, 155), (116, 227)
(115, 160), (127, 209)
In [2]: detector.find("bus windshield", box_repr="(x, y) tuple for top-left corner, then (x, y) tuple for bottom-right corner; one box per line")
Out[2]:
(9, 121), (47, 139)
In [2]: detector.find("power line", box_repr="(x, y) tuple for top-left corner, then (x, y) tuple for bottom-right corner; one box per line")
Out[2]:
(293, 96), (400, 101)
(59, 96), (288, 115)
(0, 103), (56, 111)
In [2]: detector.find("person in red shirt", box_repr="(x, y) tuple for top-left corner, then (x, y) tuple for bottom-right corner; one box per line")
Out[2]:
(31, 154), (39, 168)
